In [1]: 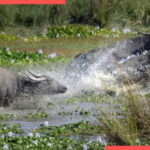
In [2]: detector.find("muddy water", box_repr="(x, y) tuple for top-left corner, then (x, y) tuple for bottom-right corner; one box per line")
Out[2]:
(1, 63), (104, 130)
(2, 101), (99, 132)
(1, 96), (99, 131)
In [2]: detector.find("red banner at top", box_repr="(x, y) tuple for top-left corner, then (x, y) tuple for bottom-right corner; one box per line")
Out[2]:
(0, 0), (65, 4)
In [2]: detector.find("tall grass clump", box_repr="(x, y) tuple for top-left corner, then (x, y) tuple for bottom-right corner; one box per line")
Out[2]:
(0, 5), (68, 28)
(14, 5), (68, 27)
(0, 5), (16, 29)
(108, 0), (150, 27)
(99, 83), (150, 145)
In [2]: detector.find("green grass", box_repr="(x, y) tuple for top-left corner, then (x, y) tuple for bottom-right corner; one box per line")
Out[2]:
(0, 38), (103, 57)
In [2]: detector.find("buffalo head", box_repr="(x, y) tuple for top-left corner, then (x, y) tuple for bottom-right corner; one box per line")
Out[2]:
(23, 71), (67, 95)
(0, 67), (67, 108)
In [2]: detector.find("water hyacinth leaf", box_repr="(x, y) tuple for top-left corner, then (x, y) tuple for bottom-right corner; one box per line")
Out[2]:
(0, 47), (67, 67)
(0, 33), (18, 41)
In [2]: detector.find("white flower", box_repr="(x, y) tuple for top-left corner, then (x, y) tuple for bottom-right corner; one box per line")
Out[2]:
(33, 140), (38, 145)
(56, 33), (59, 38)
(26, 56), (29, 60)
(28, 132), (33, 137)
(1, 31), (5, 35)
(3, 144), (8, 150)
(38, 49), (43, 54)
(47, 142), (52, 146)
(123, 28), (131, 34)
(67, 144), (72, 149)
(11, 60), (14, 63)
(8, 131), (13, 137)
(44, 121), (49, 126)
(1, 135), (4, 138)
(97, 26), (100, 29)
(6, 47), (9, 51)
(112, 28), (116, 32)
(97, 136), (102, 142)
(36, 132), (40, 137)
(77, 33), (80, 37)
(83, 144), (87, 150)
(48, 52), (56, 58)
(97, 136), (107, 145)
(91, 30), (94, 34)
(135, 139), (141, 145)
(101, 140), (107, 145)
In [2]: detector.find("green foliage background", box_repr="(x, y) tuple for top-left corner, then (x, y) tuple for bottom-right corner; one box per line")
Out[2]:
(0, 0), (150, 28)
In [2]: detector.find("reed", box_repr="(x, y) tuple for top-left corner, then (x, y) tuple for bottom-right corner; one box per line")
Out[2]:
(98, 69), (150, 145)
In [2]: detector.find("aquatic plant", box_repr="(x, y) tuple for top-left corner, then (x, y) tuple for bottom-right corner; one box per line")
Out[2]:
(0, 121), (105, 150)
(0, 112), (48, 120)
(0, 47), (68, 67)
(46, 25), (135, 39)
(0, 33), (18, 41)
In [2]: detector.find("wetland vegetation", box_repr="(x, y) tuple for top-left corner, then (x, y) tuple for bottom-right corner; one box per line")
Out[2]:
(1, 1), (150, 148)
(0, 25), (150, 149)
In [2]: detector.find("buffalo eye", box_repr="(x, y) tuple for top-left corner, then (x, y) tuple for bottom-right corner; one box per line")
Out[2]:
(48, 80), (53, 84)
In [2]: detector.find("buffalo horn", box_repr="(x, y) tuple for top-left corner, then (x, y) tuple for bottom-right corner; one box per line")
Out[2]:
(25, 71), (46, 81)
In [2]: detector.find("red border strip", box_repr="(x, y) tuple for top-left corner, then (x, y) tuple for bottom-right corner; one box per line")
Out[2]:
(0, 0), (65, 4)
(106, 146), (150, 150)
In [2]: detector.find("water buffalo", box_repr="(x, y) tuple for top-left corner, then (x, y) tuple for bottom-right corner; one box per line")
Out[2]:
(0, 67), (67, 107)
(65, 30), (150, 89)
